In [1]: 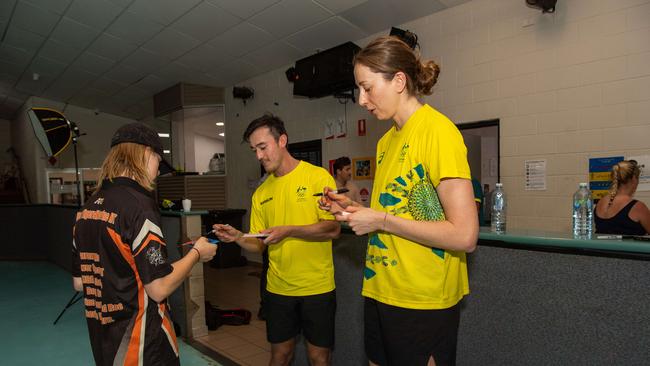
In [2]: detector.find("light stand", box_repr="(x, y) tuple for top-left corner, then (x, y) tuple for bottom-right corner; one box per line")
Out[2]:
(53, 121), (86, 326)
(69, 121), (86, 207)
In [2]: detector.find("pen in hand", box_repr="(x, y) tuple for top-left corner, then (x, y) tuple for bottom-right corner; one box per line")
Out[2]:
(313, 188), (349, 196)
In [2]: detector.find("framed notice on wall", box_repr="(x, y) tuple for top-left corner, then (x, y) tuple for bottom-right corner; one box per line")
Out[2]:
(352, 157), (375, 180)
(525, 159), (546, 190)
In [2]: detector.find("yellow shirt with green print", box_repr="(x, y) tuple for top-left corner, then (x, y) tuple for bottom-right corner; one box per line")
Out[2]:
(362, 104), (472, 310)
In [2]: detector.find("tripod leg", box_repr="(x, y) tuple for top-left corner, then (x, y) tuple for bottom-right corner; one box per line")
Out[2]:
(53, 291), (83, 325)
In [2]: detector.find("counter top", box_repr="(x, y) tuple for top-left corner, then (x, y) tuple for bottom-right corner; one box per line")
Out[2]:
(160, 210), (208, 217)
(479, 227), (650, 254)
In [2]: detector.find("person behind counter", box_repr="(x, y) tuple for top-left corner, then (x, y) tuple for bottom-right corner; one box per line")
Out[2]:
(213, 114), (340, 366)
(320, 36), (478, 366)
(595, 160), (650, 235)
(72, 123), (217, 366)
(333, 156), (362, 203)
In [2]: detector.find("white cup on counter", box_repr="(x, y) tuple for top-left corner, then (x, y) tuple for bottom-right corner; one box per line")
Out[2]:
(182, 199), (191, 212)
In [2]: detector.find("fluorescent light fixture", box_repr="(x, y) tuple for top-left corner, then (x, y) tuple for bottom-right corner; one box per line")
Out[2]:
(163, 150), (171, 154)
(219, 132), (225, 137)
(216, 122), (224, 126)
(158, 133), (170, 138)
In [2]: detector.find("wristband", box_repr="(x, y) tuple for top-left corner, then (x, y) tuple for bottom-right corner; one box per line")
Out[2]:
(191, 247), (200, 261)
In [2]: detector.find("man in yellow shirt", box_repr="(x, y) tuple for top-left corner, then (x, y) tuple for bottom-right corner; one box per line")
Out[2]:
(214, 115), (340, 366)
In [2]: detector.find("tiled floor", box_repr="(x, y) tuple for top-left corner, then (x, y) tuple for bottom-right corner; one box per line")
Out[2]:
(196, 263), (271, 366)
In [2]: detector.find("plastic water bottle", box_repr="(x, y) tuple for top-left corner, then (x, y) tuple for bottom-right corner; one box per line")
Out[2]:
(572, 183), (593, 238)
(491, 183), (506, 234)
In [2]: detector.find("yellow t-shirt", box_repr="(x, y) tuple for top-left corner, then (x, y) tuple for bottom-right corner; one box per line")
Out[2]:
(250, 161), (337, 296)
(363, 104), (472, 309)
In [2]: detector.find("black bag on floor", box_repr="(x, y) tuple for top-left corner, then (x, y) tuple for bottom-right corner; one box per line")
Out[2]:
(205, 301), (252, 330)
(219, 308), (252, 326)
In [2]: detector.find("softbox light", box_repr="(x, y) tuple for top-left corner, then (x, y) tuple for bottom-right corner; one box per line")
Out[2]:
(27, 108), (72, 161)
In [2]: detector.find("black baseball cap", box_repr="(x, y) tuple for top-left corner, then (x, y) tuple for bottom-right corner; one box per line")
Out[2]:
(110, 123), (175, 176)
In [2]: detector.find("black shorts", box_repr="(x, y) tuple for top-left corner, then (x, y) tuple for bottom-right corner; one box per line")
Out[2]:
(364, 297), (460, 366)
(265, 290), (336, 348)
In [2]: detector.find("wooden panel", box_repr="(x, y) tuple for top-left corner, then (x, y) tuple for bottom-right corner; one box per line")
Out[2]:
(186, 176), (226, 210)
(183, 83), (225, 105)
(153, 83), (225, 117)
(153, 83), (183, 117)
(156, 175), (226, 210)
(156, 176), (185, 201)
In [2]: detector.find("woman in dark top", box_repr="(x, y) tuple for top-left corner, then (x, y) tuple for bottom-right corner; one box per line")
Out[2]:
(595, 160), (650, 235)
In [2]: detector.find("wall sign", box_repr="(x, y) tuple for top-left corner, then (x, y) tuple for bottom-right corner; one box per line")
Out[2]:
(589, 156), (624, 200)
(524, 159), (546, 191)
(358, 119), (366, 136)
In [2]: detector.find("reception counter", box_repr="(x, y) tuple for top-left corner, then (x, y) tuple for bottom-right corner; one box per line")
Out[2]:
(290, 228), (650, 366)
(458, 228), (650, 365)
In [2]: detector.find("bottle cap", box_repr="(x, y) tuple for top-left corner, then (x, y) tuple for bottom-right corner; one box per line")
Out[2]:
(579, 182), (587, 187)
(496, 182), (503, 187)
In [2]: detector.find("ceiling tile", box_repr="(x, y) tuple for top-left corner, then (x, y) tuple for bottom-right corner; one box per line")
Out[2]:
(12, 1), (60, 36)
(103, 64), (146, 85)
(248, 0), (331, 38)
(30, 56), (67, 76)
(50, 17), (101, 49)
(0, 1), (17, 22)
(58, 66), (97, 87)
(105, 11), (164, 46)
(43, 83), (82, 101)
(65, 0), (122, 29)
(68, 91), (107, 110)
(127, 0), (202, 26)
(3, 26), (45, 54)
(176, 44), (234, 73)
(16, 73), (52, 95)
(157, 61), (202, 80)
(285, 16), (366, 53)
(143, 28), (200, 60)
(0, 60), (25, 80)
(208, 22), (274, 58)
(23, 0), (73, 15)
(90, 77), (126, 95)
(106, 0), (131, 8)
(134, 74), (174, 94)
(312, 0), (366, 14)
(121, 48), (170, 71)
(170, 2), (241, 42)
(0, 44), (33, 64)
(245, 41), (304, 71)
(122, 102), (150, 120)
(43, 67), (97, 100)
(205, 0), (280, 19)
(88, 33), (137, 61)
(210, 59), (260, 85)
(38, 39), (82, 65)
(340, 0), (446, 33)
(72, 51), (115, 75)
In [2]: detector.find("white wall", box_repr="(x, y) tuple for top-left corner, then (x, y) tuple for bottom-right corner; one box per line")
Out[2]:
(224, 0), (650, 234)
(12, 96), (136, 203)
(194, 134), (224, 173)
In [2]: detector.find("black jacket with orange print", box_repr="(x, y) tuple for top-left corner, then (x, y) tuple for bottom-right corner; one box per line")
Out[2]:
(72, 177), (178, 366)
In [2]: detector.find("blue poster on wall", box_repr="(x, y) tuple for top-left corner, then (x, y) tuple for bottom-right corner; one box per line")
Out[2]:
(589, 156), (624, 200)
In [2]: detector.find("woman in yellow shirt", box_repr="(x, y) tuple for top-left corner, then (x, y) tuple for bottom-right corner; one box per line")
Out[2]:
(321, 36), (478, 366)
